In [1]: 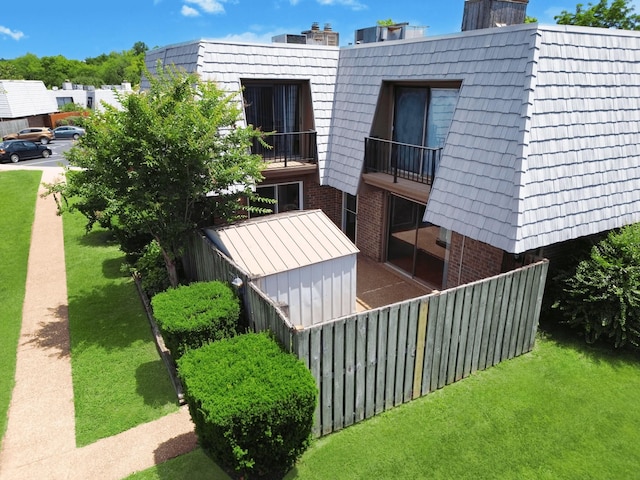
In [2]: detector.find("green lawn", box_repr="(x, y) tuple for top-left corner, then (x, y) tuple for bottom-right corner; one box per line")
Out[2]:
(127, 331), (640, 480)
(0, 170), (42, 449)
(63, 208), (179, 446)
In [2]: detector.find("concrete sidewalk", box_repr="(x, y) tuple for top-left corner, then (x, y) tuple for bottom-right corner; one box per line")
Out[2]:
(0, 166), (197, 480)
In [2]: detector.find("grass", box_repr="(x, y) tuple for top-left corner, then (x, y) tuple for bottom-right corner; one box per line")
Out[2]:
(63, 208), (179, 446)
(127, 331), (640, 480)
(0, 170), (42, 449)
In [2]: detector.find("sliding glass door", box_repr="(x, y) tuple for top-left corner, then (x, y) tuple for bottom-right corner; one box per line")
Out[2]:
(386, 195), (448, 288)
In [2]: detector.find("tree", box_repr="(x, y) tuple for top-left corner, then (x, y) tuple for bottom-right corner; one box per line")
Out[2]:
(555, 0), (640, 30)
(54, 65), (266, 287)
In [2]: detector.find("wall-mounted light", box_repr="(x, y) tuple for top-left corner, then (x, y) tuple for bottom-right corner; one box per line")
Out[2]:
(231, 277), (244, 289)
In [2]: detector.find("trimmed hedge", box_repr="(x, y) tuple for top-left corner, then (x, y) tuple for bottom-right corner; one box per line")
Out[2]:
(151, 281), (239, 358)
(178, 332), (317, 478)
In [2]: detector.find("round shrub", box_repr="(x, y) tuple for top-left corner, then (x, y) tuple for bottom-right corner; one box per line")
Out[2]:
(178, 332), (317, 478)
(151, 281), (240, 358)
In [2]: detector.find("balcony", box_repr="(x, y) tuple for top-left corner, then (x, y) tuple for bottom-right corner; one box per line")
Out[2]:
(252, 130), (317, 168)
(364, 137), (442, 185)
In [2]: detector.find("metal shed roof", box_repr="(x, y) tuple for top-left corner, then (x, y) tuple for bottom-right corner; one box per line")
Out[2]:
(204, 209), (359, 278)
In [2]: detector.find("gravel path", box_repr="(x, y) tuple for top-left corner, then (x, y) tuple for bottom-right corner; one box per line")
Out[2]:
(0, 166), (197, 480)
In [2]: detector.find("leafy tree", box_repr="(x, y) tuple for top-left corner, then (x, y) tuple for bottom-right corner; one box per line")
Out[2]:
(0, 60), (22, 79)
(1, 42), (148, 88)
(553, 224), (640, 349)
(132, 41), (149, 56)
(11, 53), (45, 82)
(555, 0), (640, 29)
(377, 18), (395, 26)
(53, 65), (266, 287)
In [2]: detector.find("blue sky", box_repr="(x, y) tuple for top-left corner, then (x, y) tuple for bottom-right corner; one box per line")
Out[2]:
(0, 0), (612, 60)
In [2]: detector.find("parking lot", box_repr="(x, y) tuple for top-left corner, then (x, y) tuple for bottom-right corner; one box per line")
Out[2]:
(1, 139), (74, 167)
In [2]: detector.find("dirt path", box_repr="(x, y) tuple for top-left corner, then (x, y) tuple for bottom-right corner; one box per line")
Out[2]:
(0, 166), (197, 480)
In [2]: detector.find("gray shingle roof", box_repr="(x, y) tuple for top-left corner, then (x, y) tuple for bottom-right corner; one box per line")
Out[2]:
(326, 24), (640, 253)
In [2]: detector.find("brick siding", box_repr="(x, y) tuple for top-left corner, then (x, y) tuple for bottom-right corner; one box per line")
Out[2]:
(446, 232), (504, 288)
(356, 186), (386, 261)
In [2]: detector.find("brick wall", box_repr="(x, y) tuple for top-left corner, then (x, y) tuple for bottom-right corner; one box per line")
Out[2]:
(304, 175), (342, 228)
(446, 232), (504, 288)
(356, 186), (386, 261)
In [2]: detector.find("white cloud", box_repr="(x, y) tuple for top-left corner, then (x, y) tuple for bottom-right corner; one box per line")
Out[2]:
(184, 0), (225, 14)
(181, 5), (200, 16)
(0, 26), (24, 41)
(316, 0), (367, 11)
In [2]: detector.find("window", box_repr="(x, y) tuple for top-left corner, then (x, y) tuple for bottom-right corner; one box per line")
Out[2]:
(242, 81), (316, 161)
(251, 182), (302, 217)
(342, 193), (357, 242)
(56, 97), (75, 108)
(243, 83), (300, 134)
(392, 86), (458, 174)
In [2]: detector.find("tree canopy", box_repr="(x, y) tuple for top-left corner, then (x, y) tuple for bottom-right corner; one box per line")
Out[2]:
(0, 42), (149, 88)
(53, 65), (266, 286)
(555, 0), (640, 29)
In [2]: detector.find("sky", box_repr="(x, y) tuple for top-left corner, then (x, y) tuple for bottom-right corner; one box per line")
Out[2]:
(0, 0), (619, 60)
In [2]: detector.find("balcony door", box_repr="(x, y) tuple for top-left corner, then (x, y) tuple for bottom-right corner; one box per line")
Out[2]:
(386, 195), (449, 288)
(392, 86), (458, 175)
(243, 83), (300, 159)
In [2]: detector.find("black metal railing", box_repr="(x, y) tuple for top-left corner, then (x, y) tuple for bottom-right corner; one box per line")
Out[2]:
(252, 130), (317, 167)
(364, 137), (442, 185)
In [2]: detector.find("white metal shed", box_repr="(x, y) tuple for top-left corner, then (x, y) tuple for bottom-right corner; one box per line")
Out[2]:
(205, 210), (359, 327)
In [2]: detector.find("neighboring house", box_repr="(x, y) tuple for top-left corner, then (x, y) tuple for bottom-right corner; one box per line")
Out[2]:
(146, 17), (640, 291)
(0, 80), (59, 118)
(0, 80), (59, 135)
(0, 79), (132, 137)
(51, 81), (133, 112)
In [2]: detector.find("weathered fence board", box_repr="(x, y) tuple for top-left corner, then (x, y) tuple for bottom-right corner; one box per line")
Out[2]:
(184, 231), (549, 438)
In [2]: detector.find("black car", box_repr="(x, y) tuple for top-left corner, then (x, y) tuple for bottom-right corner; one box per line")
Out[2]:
(0, 140), (53, 163)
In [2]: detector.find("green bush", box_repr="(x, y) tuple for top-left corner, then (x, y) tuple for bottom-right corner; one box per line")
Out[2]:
(134, 240), (170, 297)
(178, 332), (317, 478)
(554, 224), (640, 348)
(151, 281), (239, 358)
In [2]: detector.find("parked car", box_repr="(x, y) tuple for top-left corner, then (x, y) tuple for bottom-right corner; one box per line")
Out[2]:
(2, 127), (54, 144)
(53, 125), (86, 140)
(0, 140), (53, 163)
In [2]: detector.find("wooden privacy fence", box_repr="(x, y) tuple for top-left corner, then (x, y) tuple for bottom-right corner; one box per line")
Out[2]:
(184, 231), (549, 437)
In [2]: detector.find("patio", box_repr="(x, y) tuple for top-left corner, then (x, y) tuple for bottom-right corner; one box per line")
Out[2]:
(355, 254), (431, 312)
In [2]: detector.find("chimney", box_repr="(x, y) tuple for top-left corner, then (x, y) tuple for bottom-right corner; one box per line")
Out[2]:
(461, 0), (528, 31)
(324, 23), (332, 31)
(311, 22), (320, 31)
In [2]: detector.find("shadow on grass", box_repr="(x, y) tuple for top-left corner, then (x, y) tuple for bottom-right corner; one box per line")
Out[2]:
(68, 281), (151, 352)
(23, 304), (71, 359)
(78, 229), (118, 248)
(538, 312), (640, 368)
(151, 444), (231, 480)
(102, 256), (128, 279)
(136, 360), (181, 408)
